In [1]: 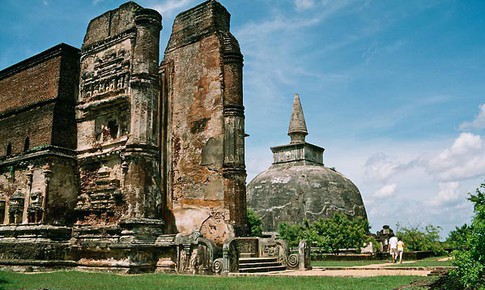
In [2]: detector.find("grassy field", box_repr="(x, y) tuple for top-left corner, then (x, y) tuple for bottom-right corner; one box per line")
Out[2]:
(0, 271), (433, 290)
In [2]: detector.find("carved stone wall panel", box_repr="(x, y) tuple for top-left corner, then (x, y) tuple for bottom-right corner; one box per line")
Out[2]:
(0, 152), (77, 226)
(79, 39), (132, 104)
(76, 157), (126, 225)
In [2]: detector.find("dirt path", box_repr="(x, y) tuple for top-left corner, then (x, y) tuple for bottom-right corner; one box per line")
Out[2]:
(355, 260), (418, 268)
(232, 268), (431, 277)
(272, 268), (431, 277)
(231, 261), (436, 277)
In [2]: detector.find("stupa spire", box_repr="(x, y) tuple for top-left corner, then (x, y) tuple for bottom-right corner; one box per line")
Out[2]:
(288, 93), (308, 144)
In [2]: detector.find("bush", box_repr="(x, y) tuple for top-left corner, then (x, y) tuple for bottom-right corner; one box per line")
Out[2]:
(278, 213), (370, 253)
(395, 224), (445, 255)
(444, 223), (471, 251)
(450, 182), (485, 289)
(247, 209), (263, 237)
(278, 222), (306, 248)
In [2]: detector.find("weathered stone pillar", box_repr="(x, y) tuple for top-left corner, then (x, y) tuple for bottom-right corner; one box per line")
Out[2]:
(124, 8), (163, 220)
(223, 34), (247, 236)
(161, 0), (248, 244)
(129, 8), (161, 146)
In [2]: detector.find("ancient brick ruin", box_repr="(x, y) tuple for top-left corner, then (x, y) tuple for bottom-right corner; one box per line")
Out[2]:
(0, 0), (252, 274)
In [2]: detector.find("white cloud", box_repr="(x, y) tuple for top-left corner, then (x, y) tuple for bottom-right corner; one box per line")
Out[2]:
(364, 152), (417, 183)
(294, 0), (315, 10)
(431, 182), (460, 206)
(427, 132), (485, 181)
(364, 153), (400, 182)
(374, 184), (397, 198)
(460, 104), (485, 131)
(152, 0), (198, 19)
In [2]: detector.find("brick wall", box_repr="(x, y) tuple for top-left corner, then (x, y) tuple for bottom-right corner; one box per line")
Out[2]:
(0, 104), (55, 156)
(0, 57), (61, 116)
(0, 44), (80, 156)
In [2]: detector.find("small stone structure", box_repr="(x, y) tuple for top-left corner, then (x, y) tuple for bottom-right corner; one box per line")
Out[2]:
(0, 0), (248, 274)
(247, 94), (368, 232)
(216, 235), (311, 275)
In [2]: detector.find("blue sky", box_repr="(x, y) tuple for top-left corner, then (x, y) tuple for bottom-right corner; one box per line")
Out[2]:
(2, 0), (485, 237)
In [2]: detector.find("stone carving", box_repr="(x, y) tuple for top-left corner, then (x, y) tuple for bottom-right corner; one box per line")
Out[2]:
(237, 238), (259, 257)
(27, 191), (43, 224)
(174, 231), (219, 275)
(287, 254), (299, 269)
(80, 48), (130, 102)
(179, 248), (188, 272)
(298, 240), (312, 271)
(262, 238), (288, 265)
(8, 190), (24, 224)
(222, 239), (239, 275)
(189, 248), (198, 274)
(212, 258), (223, 274)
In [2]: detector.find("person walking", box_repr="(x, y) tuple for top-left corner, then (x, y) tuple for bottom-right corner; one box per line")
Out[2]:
(389, 235), (398, 263)
(397, 239), (405, 264)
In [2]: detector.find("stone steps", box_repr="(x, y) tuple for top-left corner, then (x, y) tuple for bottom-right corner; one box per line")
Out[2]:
(238, 257), (287, 273)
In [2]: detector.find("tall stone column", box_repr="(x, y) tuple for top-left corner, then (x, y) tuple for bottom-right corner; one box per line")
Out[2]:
(129, 8), (161, 146)
(223, 35), (247, 236)
(124, 8), (162, 219)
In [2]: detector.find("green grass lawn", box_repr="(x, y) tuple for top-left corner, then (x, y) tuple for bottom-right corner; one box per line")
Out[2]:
(0, 271), (433, 290)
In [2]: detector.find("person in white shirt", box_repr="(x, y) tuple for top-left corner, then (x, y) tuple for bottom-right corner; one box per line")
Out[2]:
(388, 235), (398, 263)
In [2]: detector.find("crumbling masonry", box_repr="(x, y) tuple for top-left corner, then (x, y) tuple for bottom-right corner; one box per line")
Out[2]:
(0, 1), (249, 274)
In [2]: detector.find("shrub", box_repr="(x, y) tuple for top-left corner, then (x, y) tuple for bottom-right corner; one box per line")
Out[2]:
(247, 209), (263, 237)
(278, 213), (370, 253)
(450, 182), (485, 289)
(445, 223), (471, 251)
(395, 223), (445, 255)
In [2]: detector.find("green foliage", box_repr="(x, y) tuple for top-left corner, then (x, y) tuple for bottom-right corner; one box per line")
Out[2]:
(450, 182), (485, 289)
(246, 209), (263, 237)
(278, 222), (306, 248)
(395, 224), (445, 255)
(445, 223), (472, 251)
(278, 213), (370, 253)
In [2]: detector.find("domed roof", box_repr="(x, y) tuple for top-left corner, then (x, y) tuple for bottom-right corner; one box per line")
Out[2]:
(247, 162), (367, 232)
(247, 94), (367, 232)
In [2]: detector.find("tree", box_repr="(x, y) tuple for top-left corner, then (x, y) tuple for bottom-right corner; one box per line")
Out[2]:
(278, 222), (306, 248)
(247, 209), (263, 237)
(278, 213), (370, 252)
(445, 223), (471, 251)
(395, 224), (445, 255)
(450, 182), (485, 289)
